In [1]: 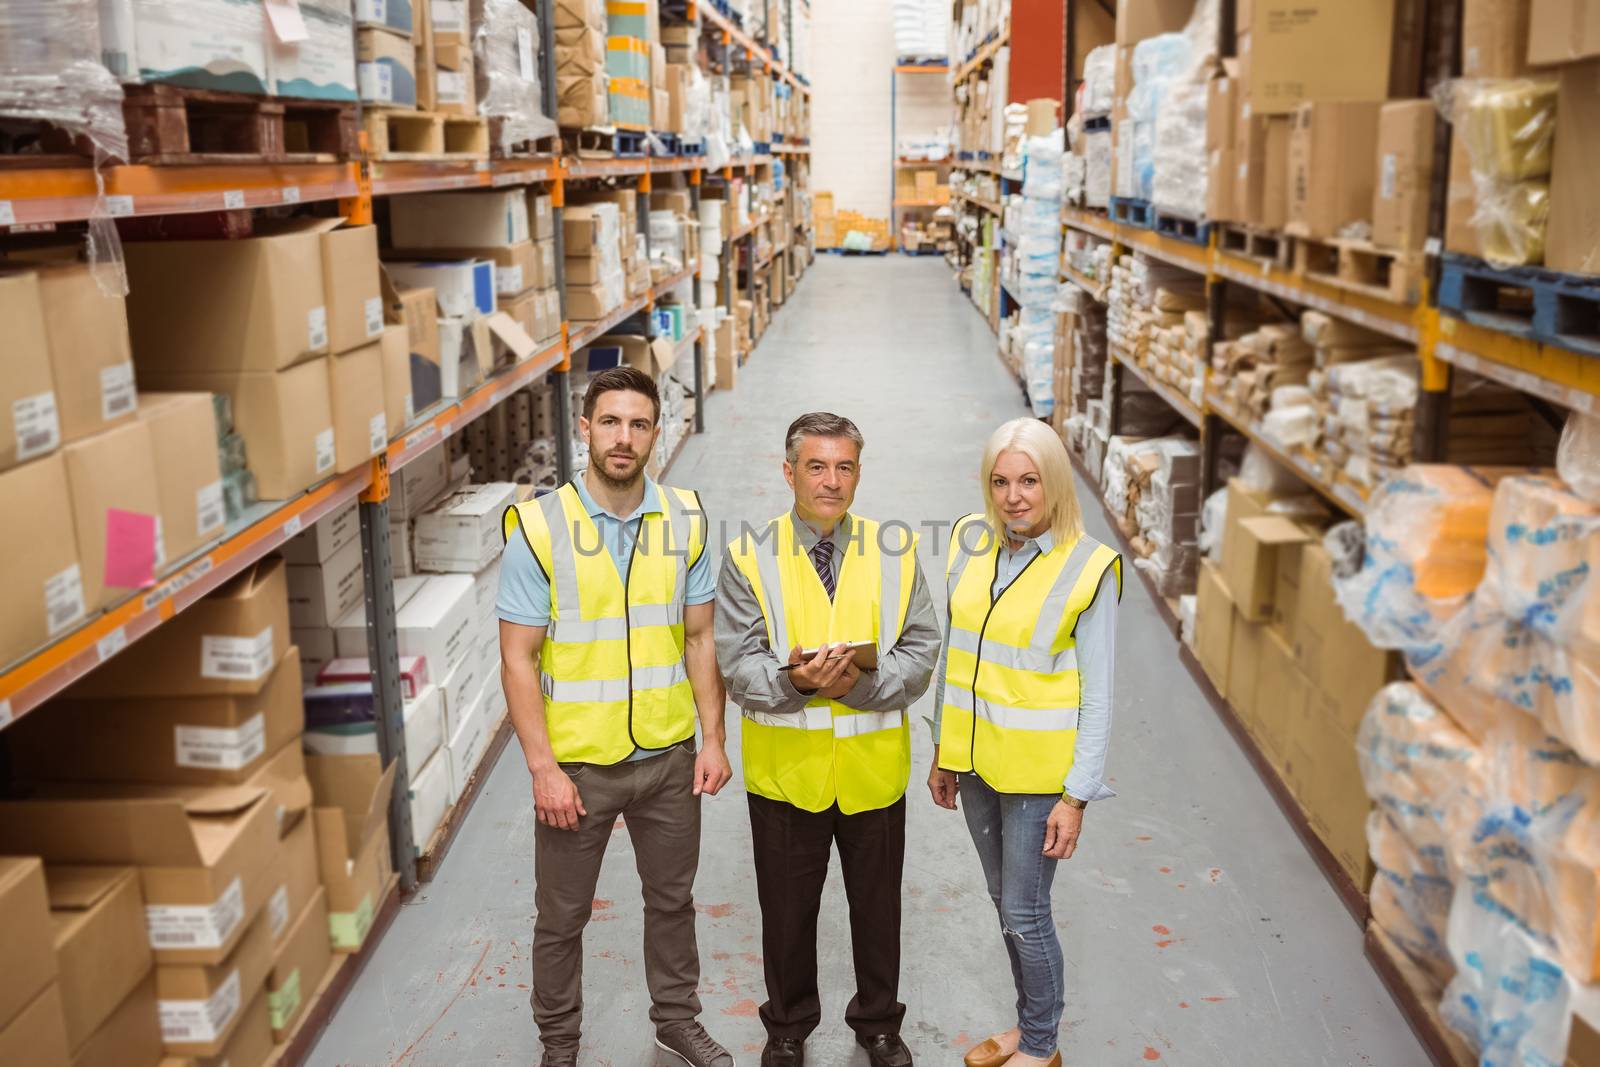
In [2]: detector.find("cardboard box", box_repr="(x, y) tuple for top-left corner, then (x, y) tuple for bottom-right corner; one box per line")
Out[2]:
(445, 687), (489, 805)
(0, 270), (62, 470)
(306, 754), (396, 865)
(1297, 695), (1375, 888)
(282, 501), (359, 567)
(414, 482), (519, 573)
(268, 808), (321, 951)
(140, 393), (225, 565)
(1245, 0), (1396, 114)
(145, 360), (337, 501)
(62, 418), (163, 612)
(383, 260), (495, 318)
(1250, 629), (1305, 766)
(0, 452), (87, 666)
(288, 538), (364, 632)
(316, 817), (393, 953)
(266, 889), (331, 1042)
(1444, 137), (1481, 258)
(357, 26), (418, 106)
(319, 224), (385, 355)
(383, 280), (443, 414)
(328, 343), (388, 472)
(1221, 514), (1313, 623)
(1236, 114), (1291, 228)
(11, 648), (302, 787)
(1227, 611), (1267, 728)
(306, 681), (443, 769)
(714, 317), (738, 390)
(0, 785), (279, 965)
(0, 985), (70, 1067)
(36, 263), (138, 446)
(69, 973), (160, 1067)
(1529, 0), (1600, 63)
(397, 574), (476, 680)
(390, 190), (531, 250)
(1286, 101), (1383, 239)
(1371, 100), (1438, 251)
(1116, 0), (1192, 43)
(1463, 0), (1534, 77)
(155, 906), (272, 1056)
(69, 555), (291, 699)
(1546, 59), (1600, 275)
(125, 220), (332, 375)
(46, 867), (150, 1052)
(1195, 561), (1235, 697)
(529, 193), (554, 239)
(98, 0), (269, 94)
(378, 322), (413, 435)
(355, 0), (414, 33)
(1292, 543), (1396, 734)
(199, 989), (272, 1067)
(1568, 1014), (1600, 1067)
(269, 0), (360, 102)
(408, 748), (452, 851)
(0, 857), (57, 1030)
(434, 42), (476, 117)
(244, 737), (315, 835)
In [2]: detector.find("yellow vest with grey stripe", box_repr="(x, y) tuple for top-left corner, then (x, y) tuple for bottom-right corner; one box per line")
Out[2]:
(501, 481), (707, 765)
(727, 513), (917, 815)
(937, 515), (1121, 794)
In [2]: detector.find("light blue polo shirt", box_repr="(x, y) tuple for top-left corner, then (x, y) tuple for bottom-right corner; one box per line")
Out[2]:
(497, 474), (714, 762)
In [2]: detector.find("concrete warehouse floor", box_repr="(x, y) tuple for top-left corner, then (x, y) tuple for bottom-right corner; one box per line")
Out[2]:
(308, 255), (1428, 1067)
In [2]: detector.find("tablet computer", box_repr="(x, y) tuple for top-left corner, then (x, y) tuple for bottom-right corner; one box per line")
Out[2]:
(796, 641), (879, 671)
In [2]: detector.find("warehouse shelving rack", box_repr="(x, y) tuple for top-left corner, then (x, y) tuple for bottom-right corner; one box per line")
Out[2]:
(0, 0), (813, 1059)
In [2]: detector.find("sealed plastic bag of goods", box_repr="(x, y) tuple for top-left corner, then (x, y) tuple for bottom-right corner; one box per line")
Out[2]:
(1449, 714), (1600, 985)
(1559, 412), (1600, 506)
(475, 0), (559, 151)
(1151, 83), (1207, 221)
(1080, 44), (1115, 118)
(1332, 466), (1518, 655)
(1434, 78), (1557, 267)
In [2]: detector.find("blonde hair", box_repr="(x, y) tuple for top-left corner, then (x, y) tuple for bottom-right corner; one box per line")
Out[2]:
(979, 419), (1085, 544)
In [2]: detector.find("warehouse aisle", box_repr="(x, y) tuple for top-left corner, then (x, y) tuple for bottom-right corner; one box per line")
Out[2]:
(309, 256), (1426, 1067)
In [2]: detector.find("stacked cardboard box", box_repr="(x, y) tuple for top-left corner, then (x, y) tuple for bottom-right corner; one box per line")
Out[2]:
(357, 0), (419, 107)
(1101, 437), (1202, 596)
(0, 555), (341, 1065)
(0, 859), (74, 1067)
(556, 0), (610, 128)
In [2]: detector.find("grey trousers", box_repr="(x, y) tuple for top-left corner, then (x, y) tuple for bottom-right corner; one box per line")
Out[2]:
(531, 741), (703, 1049)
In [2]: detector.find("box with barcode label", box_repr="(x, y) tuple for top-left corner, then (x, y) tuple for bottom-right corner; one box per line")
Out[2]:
(140, 392), (226, 569)
(0, 271), (61, 472)
(0, 452), (85, 667)
(9, 647), (301, 787)
(155, 907), (273, 1056)
(414, 483), (519, 574)
(317, 223), (385, 355)
(328, 343), (388, 473)
(70, 556), (291, 699)
(267, 885), (332, 1041)
(61, 418), (163, 613)
(288, 536), (365, 630)
(35, 262), (137, 448)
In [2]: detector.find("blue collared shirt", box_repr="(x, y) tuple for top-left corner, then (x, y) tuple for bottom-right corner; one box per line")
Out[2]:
(497, 473), (715, 762)
(931, 529), (1119, 803)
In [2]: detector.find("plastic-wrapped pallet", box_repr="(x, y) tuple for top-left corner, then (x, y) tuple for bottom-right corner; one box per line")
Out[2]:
(474, 0), (557, 153)
(1014, 131), (1064, 418)
(3, 0), (126, 159)
(1357, 682), (1484, 987)
(1079, 44), (1115, 119)
(1434, 78), (1557, 267)
(1151, 82), (1207, 221)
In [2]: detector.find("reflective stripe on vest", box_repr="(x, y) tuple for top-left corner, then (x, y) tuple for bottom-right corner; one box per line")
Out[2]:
(728, 512), (917, 814)
(501, 481), (705, 764)
(937, 514), (1120, 794)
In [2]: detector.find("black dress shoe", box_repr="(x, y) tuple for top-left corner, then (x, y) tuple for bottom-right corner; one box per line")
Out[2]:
(760, 1037), (804, 1067)
(856, 1034), (913, 1067)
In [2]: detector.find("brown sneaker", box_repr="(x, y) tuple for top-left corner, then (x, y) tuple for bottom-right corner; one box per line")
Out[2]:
(539, 1044), (578, 1067)
(655, 1020), (736, 1067)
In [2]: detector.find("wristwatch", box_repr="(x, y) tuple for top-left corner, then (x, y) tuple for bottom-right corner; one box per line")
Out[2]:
(1060, 791), (1087, 810)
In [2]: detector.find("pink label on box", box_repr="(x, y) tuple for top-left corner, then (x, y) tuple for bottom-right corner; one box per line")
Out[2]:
(104, 508), (158, 590)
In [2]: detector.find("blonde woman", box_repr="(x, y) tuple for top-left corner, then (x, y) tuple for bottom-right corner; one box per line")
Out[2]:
(927, 418), (1121, 1067)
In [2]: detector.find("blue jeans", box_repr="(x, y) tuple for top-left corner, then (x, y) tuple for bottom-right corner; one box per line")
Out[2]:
(960, 773), (1064, 1058)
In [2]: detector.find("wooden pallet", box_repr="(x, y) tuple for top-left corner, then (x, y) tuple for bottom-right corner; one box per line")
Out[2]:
(1152, 208), (1210, 246)
(362, 108), (488, 160)
(1109, 196), (1153, 228)
(1294, 236), (1423, 304)
(565, 126), (648, 159)
(487, 118), (559, 159)
(122, 84), (357, 164)
(1438, 253), (1600, 356)
(1217, 223), (1294, 269)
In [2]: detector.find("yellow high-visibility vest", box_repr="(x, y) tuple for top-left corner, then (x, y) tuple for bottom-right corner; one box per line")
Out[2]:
(727, 512), (917, 814)
(501, 480), (706, 764)
(937, 514), (1121, 794)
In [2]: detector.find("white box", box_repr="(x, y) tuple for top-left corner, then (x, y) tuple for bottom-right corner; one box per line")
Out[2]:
(302, 680), (444, 770)
(270, 0), (359, 101)
(100, 0), (270, 91)
(414, 482), (518, 573)
(438, 652), (483, 740)
(445, 688), (489, 805)
(390, 515), (415, 577)
(282, 500), (359, 565)
(389, 191), (531, 250)
(475, 627), (499, 693)
(396, 574), (476, 682)
(334, 574), (426, 657)
(293, 625), (338, 684)
(355, 0), (414, 32)
(436, 317), (485, 399)
(393, 444), (450, 518)
(384, 260), (495, 318)
(408, 748), (451, 852)
(286, 534), (365, 629)
(472, 558), (501, 623)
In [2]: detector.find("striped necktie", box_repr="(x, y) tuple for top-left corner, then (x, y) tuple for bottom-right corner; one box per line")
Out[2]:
(811, 538), (835, 600)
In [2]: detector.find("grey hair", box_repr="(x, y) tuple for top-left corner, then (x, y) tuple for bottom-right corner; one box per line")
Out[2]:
(784, 412), (864, 465)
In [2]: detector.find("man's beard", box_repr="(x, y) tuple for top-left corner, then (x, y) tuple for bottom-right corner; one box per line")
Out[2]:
(591, 444), (644, 490)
